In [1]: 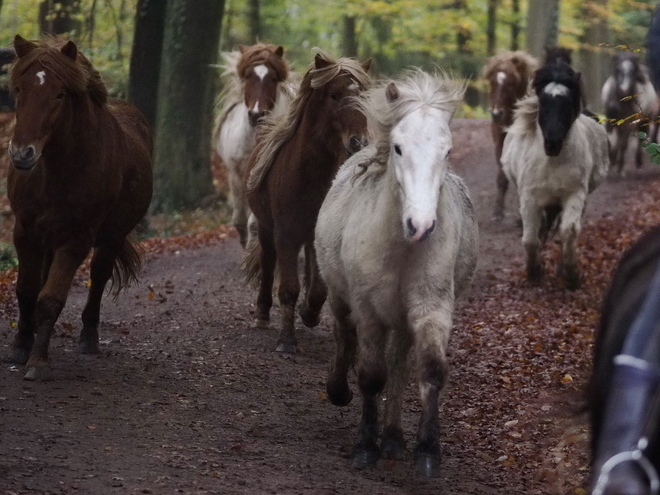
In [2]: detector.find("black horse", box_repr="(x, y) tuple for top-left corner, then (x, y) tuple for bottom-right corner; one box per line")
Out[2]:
(590, 225), (660, 495)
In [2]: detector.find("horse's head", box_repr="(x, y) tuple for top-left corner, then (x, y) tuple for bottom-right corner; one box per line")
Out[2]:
(533, 60), (582, 157)
(380, 74), (464, 243)
(237, 44), (288, 127)
(8, 35), (106, 171)
(484, 52), (537, 125)
(543, 45), (573, 66)
(613, 52), (644, 98)
(310, 54), (371, 155)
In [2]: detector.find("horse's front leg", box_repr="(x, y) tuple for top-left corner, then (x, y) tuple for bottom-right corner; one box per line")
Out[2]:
(326, 294), (356, 407)
(353, 316), (387, 469)
(298, 241), (327, 328)
(492, 130), (508, 222)
(79, 245), (118, 354)
(381, 327), (413, 461)
(25, 241), (92, 381)
(412, 303), (453, 477)
(274, 238), (302, 353)
(255, 226), (276, 329)
(520, 199), (543, 284)
(558, 195), (584, 290)
(229, 165), (250, 248)
(6, 227), (45, 365)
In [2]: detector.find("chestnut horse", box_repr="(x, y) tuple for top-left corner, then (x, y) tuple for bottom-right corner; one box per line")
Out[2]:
(6, 35), (153, 381)
(215, 44), (294, 246)
(483, 51), (538, 221)
(242, 52), (371, 353)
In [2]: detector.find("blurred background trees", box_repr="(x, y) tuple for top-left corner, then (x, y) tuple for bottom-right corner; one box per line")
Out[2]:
(0, 0), (657, 210)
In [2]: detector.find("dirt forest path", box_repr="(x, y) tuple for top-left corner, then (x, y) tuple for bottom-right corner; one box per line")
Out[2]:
(2, 119), (660, 495)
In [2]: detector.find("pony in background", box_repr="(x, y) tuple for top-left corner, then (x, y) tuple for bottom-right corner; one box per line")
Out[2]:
(601, 52), (658, 174)
(483, 51), (538, 221)
(242, 52), (371, 353)
(6, 35), (153, 381)
(315, 71), (478, 476)
(215, 44), (294, 247)
(502, 60), (609, 289)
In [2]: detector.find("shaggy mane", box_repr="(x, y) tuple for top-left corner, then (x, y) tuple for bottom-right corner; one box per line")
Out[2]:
(507, 92), (539, 135)
(354, 70), (466, 178)
(246, 51), (371, 192)
(482, 50), (538, 84)
(10, 37), (107, 106)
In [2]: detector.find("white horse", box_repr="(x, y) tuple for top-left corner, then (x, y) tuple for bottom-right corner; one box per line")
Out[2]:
(215, 44), (295, 247)
(315, 71), (478, 477)
(502, 60), (609, 290)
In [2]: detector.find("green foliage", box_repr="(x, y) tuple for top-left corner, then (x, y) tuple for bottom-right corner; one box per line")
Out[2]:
(639, 131), (660, 165)
(0, 242), (18, 271)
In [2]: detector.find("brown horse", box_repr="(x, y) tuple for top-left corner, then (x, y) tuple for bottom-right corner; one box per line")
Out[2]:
(483, 50), (537, 221)
(215, 44), (295, 246)
(6, 35), (153, 381)
(242, 52), (371, 353)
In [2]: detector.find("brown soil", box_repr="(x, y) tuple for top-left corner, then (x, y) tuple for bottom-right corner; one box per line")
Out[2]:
(2, 118), (660, 495)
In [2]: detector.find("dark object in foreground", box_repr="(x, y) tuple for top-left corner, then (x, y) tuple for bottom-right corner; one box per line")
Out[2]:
(5, 35), (153, 381)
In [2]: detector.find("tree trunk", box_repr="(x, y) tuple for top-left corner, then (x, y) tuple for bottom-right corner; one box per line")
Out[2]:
(248, 0), (260, 43)
(526, 0), (560, 57)
(39, 0), (82, 36)
(127, 0), (167, 131)
(487, 0), (497, 56)
(342, 15), (358, 58)
(578, 0), (610, 113)
(511, 0), (520, 51)
(152, 0), (225, 212)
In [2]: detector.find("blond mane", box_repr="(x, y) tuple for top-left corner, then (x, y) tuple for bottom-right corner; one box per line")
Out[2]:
(507, 92), (539, 136)
(482, 50), (538, 84)
(246, 51), (371, 192)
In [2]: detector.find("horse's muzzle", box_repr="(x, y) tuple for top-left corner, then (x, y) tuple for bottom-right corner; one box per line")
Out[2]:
(8, 142), (39, 171)
(248, 110), (265, 127)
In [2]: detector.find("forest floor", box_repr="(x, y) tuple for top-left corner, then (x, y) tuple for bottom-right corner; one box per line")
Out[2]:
(1, 116), (660, 494)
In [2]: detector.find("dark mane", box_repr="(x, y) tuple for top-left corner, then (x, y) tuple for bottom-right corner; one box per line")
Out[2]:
(9, 37), (107, 106)
(236, 44), (288, 82)
(543, 45), (573, 66)
(533, 60), (581, 112)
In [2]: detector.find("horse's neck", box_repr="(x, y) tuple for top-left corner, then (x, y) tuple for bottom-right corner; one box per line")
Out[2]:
(295, 107), (345, 172)
(370, 165), (406, 244)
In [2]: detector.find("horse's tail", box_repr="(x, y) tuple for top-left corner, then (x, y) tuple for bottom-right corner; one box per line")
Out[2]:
(241, 232), (262, 287)
(110, 235), (142, 296)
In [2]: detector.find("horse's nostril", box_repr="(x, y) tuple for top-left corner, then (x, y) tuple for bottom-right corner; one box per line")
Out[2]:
(24, 146), (35, 159)
(407, 218), (417, 237)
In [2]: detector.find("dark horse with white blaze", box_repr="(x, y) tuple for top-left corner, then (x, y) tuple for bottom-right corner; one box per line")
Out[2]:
(5, 35), (153, 381)
(242, 52), (371, 353)
(482, 51), (538, 221)
(590, 225), (660, 495)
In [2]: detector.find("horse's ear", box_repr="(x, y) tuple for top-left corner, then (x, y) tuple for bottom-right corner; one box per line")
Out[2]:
(275, 46), (284, 58)
(314, 53), (331, 70)
(239, 44), (248, 54)
(361, 58), (372, 72)
(385, 82), (400, 103)
(61, 40), (78, 61)
(14, 35), (37, 58)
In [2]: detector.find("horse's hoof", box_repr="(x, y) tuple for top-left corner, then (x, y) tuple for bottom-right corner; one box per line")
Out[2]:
(415, 454), (440, 478)
(351, 448), (379, 470)
(381, 427), (406, 460)
(254, 318), (269, 329)
(78, 339), (101, 354)
(299, 306), (320, 328)
(24, 365), (54, 382)
(275, 341), (297, 354)
(326, 379), (353, 406)
(5, 347), (30, 365)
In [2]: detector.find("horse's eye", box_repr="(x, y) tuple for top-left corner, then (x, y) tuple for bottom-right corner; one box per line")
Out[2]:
(329, 92), (339, 101)
(394, 144), (402, 156)
(55, 91), (66, 100)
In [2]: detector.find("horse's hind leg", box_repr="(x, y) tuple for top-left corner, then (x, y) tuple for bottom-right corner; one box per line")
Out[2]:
(274, 238), (302, 353)
(412, 308), (452, 477)
(326, 295), (356, 407)
(353, 318), (387, 469)
(381, 328), (413, 461)
(255, 226), (277, 329)
(26, 243), (92, 381)
(6, 231), (45, 365)
(299, 242), (327, 328)
(79, 246), (116, 354)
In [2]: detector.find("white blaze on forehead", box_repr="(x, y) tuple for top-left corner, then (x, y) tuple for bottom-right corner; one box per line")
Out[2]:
(251, 101), (260, 113)
(543, 82), (570, 97)
(253, 64), (269, 81)
(621, 59), (634, 75)
(36, 70), (46, 85)
(496, 71), (506, 85)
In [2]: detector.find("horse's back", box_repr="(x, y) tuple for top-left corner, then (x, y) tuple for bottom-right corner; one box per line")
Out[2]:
(108, 99), (153, 157)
